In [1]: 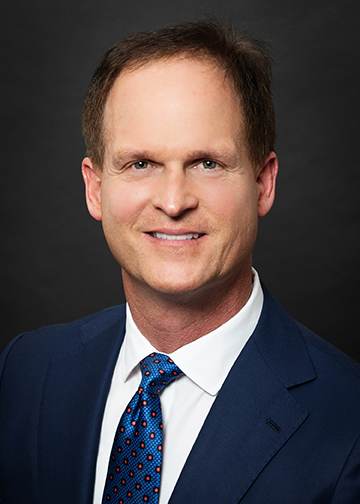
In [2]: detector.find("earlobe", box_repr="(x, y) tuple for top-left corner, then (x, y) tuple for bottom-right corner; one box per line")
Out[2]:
(81, 157), (102, 221)
(257, 152), (278, 218)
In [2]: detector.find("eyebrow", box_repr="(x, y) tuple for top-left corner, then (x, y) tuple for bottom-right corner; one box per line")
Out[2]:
(112, 149), (158, 165)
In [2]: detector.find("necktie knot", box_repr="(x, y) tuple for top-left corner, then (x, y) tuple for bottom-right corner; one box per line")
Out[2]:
(140, 353), (183, 394)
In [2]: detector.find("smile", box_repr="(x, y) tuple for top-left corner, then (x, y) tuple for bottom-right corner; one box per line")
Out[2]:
(149, 232), (202, 240)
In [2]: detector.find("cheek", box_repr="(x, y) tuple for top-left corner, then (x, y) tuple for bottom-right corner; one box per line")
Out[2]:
(100, 181), (146, 229)
(209, 180), (258, 228)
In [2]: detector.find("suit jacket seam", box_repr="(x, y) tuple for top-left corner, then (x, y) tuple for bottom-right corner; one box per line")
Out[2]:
(0, 332), (27, 386)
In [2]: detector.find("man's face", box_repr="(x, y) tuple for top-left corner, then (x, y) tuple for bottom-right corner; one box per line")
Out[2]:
(82, 58), (277, 299)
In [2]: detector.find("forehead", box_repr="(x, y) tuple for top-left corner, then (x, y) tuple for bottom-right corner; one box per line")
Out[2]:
(103, 57), (245, 157)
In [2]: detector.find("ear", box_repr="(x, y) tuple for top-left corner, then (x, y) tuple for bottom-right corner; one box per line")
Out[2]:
(81, 157), (102, 221)
(256, 152), (278, 218)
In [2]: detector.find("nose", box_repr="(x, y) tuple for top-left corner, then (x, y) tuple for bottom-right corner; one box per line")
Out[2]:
(152, 166), (199, 217)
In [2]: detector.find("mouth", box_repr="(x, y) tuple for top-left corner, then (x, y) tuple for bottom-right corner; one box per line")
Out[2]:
(148, 232), (204, 240)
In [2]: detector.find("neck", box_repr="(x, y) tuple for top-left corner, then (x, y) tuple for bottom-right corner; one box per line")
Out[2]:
(122, 267), (253, 353)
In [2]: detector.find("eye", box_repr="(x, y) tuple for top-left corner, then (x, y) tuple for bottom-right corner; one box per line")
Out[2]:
(133, 161), (148, 169)
(202, 160), (217, 169)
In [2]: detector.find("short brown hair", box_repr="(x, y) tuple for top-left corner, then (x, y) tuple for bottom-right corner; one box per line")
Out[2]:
(82, 20), (275, 169)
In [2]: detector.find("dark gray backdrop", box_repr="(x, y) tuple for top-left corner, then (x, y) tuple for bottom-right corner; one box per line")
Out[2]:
(1, 0), (359, 361)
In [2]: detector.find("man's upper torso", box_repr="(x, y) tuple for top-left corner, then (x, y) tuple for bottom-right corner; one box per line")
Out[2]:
(1, 285), (360, 504)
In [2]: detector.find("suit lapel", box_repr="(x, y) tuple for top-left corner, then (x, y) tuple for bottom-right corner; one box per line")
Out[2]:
(169, 287), (316, 504)
(37, 307), (126, 504)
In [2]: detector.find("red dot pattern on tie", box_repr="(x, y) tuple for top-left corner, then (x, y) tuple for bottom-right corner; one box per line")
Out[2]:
(102, 353), (183, 504)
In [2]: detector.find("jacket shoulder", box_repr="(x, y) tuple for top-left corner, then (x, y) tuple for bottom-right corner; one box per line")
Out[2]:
(295, 320), (360, 387)
(0, 305), (126, 382)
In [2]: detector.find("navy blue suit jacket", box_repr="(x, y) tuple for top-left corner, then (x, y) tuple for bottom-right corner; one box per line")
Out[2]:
(1, 286), (360, 503)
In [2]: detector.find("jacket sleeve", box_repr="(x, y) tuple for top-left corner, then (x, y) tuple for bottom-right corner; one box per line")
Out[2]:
(0, 333), (28, 504)
(330, 433), (360, 503)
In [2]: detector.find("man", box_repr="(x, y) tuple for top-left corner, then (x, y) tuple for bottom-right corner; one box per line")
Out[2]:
(1, 20), (360, 504)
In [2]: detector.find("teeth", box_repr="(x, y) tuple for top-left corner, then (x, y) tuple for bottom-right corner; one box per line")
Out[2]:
(152, 232), (200, 240)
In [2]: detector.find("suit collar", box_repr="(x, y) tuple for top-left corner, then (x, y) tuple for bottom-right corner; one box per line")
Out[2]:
(252, 284), (316, 388)
(80, 305), (126, 345)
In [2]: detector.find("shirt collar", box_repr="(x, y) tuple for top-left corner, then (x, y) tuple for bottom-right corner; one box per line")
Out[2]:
(120, 269), (263, 396)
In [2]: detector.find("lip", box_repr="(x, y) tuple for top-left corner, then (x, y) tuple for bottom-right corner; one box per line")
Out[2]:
(146, 229), (204, 235)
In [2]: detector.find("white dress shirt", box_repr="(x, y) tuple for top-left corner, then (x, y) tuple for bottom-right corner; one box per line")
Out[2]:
(93, 269), (263, 504)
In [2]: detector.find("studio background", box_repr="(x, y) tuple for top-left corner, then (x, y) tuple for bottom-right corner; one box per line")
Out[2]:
(1, 0), (359, 361)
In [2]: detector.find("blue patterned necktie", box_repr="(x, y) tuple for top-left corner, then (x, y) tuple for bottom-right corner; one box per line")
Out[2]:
(102, 352), (183, 503)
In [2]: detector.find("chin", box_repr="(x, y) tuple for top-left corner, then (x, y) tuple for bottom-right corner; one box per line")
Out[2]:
(133, 265), (216, 297)
(148, 277), (207, 296)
